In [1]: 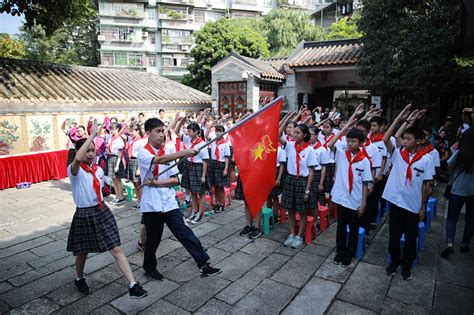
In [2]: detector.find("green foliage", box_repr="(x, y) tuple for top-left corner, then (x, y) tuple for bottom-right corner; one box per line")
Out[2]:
(324, 15), (362, 40)
(0, 120), (19, 155)
(181, 18), (269, 93)
(260, 8), (324, 57)
(0, 33), (27, 59)
(358, 0), (461, 104)
(159, 6), (186, 20)
(0, 0), (96, 36)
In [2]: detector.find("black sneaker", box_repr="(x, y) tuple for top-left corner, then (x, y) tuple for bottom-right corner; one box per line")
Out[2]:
(115, 198), (126, 205)
(200, 263), (222, 277)
(460, 244), (470, 253)
(220, 205), (225, 212)
(145, 270), (164, 281)
(239, 225), (253, 236)
(185, 200), (192, 208)
(129, 282), (148, 299)
(369, 223), (377, 230)
(341, 257), (352, 267)
(214, 205), (221, 213)
(386, 263), (399, 276)
(74, 278), (89, 294)
(333, 253), (344, 265)
(249, 227), (262, 239)
(441, 246), (454, 258)
(401, 266), (412, 281)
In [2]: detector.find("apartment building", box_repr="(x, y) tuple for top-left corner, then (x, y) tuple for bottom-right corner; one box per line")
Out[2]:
(97, 0), (320, 81)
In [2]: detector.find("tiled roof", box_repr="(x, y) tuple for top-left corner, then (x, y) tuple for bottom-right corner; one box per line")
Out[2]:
(221, 52), (285, 81)
(285, 38), (362, 68)
(261, 56), (288, 72)
(0, 58), (211, 113)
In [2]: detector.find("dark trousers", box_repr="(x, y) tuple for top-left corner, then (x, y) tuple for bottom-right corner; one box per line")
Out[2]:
(143, 209), (210, 272)
(336, 204), (359, 258)
(446, 193), (474, 245)
(388, 203), (419, 268)
(362, 180), (384, 232)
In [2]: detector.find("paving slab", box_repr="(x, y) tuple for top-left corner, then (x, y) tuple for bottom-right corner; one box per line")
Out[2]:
(301, 243), (334, 257)
(9, 298), (61, 315)
(314, 223), (337, 247)
(274, 243), (303, 256)
(437, 249), (474, 289)
(163, 275), (230, 312)
(282, 277), (341, 315)
(215, 253), (289, 305)
(195, 298), (231, 315)
(139, 299), (190, 315)
(0, 236), (53, 259)
(327, 300), (377, 315)
(30, 240), (67, 257)
(314, 252), (355, 283)
(214, 251), (263, 282)
(90, 304), (122, 315)
(434, 281), (474, 315)
(189, 222), (223, 238)
(111, 279), (179, 314)
(229, 279), (298, 314)
(208, 209), (243, 225)
(164, 258), (202, 283)
(381, 297), (430, 315)
(239, 237), (281, 258)
(214, 234), (253, 253)
(271, 251), (324, 288)
(337, 262), (390, 312)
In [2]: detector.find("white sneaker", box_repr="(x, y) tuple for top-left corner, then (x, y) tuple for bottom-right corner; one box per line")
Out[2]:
(291, 236), (304, 249)
(185, 211), (196, 223)
(284, 235), (296, 247)
(110, 197), (119, 204)
(191, 213), (202, 224)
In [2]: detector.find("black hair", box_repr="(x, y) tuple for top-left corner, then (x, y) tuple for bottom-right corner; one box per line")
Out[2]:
(144, 118), (165, 132)
(77, 125), (86, 130)
(138, 112), (145, 117)
(370, 116), (385, 126)
(433, 134), (443, 142)
(308, 125), (320, 135)
(187, 122), (205, 139)
(75, 138), (88, 151)
(215, 125), (225, 132)
(110, 122), (120, 131)
(323, 120), (336, 128)
(288, 122), (297, 128)
(356, 119), (371, 131)
(346, 128), (365, 143)
(295, 123), (311, 142)
(130, 123), (144, 137)
(403, 127), (423, 140)
(159, 109), (165, 113)
(380, 116), (388, 126)
(456, 128), (474, 173)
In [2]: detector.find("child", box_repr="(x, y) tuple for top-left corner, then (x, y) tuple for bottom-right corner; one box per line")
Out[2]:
(308, 126), (329, 216)
(209, 125), (231, 213)
(127, 124), (145, 209)
(383, 105), (433, 280)
(326, 118), (372, 267)
(181, 122), (209, 224)
(319, 119), (338, 201)
(107, 122), (126, 204)
(67, 121), (147, 298)
(280, 123), (316, 249)
(138, 118), (221, 279)
(236, 175), (263, 239)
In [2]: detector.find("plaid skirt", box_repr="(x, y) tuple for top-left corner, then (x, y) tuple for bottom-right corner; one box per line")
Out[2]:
(181, 161), (209, 193)
(106, 155), (125, 179)
(308, 170), (322, 210)
(178, 158), (187, 174)
(66, 204), (121, 256)
(235, 176), (245, 200)
(209, 160), (230, 188)
(126, 158), (140, 182)
(269, 167), (285, 198)
(282, 174), (310, 214)
(324, 163), (336, 193)
(67, 149), (75, 167)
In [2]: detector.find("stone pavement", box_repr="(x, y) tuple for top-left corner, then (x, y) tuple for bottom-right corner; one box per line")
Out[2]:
(0, 179), (473, 314)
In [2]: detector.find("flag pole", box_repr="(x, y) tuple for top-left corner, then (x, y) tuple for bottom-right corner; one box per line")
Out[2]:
(137, 96), (284, 189)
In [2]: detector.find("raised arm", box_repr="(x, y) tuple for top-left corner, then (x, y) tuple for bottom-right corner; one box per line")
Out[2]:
(326, 118), (357, 151)
(61, 119), (69, 135)
(384, 104), (412, 154)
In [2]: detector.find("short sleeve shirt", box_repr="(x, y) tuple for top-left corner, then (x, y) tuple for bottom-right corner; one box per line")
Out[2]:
(67, 164), (104, 208)
(284, 142), (317, 177)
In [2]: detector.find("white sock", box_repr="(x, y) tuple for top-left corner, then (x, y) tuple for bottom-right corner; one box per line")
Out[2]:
(76, 277), (83, 281)
(129, 281), (137, 288)
(185, 194), (191, 202)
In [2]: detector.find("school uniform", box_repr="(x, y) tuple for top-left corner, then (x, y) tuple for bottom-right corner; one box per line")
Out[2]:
(126, 137), (145, 182)
(382, 148), (434, 268)
(138, 143), (210, 271)
(281, 142), (317, 214)
(331, 148), (372, 259)
(66, 138), (76, 166)
(209, 139), (231, 188)
(360, 139), (382, 231)
(367, 136), (388, 226)
(181, 137), (209, 193)
(319, 132), (339, 193)
(308, 142), (329, 210)
(424, 144), (440, 178)
(106, 135), (125, 179)
(66, 163), (120, 256)
(269, 147), (287, 198)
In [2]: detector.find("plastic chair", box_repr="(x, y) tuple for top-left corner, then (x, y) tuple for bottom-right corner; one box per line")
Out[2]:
(261, 207), (275, 235)
(428, 196), (437, 218)
(425, 207), (432, 232)
(318, 204), (330, 231)
(224, 187), (232, 206)
(418, 222), (425, 251)
(176, 191), (185, 201)
(121, 180), (135, 202)
(346, 225), (366, 259)
(295, 213), (316, 244)
(280, 207), (287, 223)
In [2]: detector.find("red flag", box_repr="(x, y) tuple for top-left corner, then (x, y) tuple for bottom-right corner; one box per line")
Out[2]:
(228, 98), (283, 218)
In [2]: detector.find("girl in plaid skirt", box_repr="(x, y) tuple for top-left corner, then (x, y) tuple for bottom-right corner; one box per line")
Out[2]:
(210, 125), (231, 213)
(279, 118), (316, 249)
(267, 146), (286, 222)
(67, 120), (147, 298)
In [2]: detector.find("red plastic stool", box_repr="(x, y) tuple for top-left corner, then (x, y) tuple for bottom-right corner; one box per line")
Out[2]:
(295, 213), (316, 244)
(230, 182), (237, 192)
(318, 204), (330, 231)
(224, 187), (232, 206)
(280, 208), (287, 223)
(176, 191), (185, 201)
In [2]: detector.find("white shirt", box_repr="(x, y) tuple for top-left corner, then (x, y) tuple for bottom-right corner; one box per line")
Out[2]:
(130, 137), (146, 158)
(284, 142), (317, 177)
(67, 164), (104, 208)
(186, 139), (209, 164)
(331, 148), (372, 211)
(109, 136), (124, 155)
(277, 147), (287, 167)
(384, 136), (397, 175)
(210, 141), (231, 162)
(318, 132), (338, 163)
(138, 144), (180, 213)
(382, 148), (434, 214)
(311, 143), (330, 171)
(371, 139), (387, 176)
(362, 141), (382, 170)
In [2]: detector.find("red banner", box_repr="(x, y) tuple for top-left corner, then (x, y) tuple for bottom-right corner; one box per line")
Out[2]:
(229, 98), (283, 218)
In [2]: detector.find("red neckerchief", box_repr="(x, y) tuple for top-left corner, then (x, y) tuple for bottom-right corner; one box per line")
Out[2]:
(286, 135), (295, 142)
(175, 137), (181, 152)
(362, 138), (371, 147)
(323, 134), (335, 149)
(295, 142), (310, 177)
(313, 141), (322, 150)
(369, 133), (384, 143)
(127, 136), (141, 158)
(190, 137), (203, 162)
(108, 135), (120, 153)
(361, 147), (373, 167)
(423, 144), (434, 154)
(214, 137), (228, 161)
(400, 148), (426, 184)
(144, 143), (165, 177)
(345, 150), (365, 193)
(79, 163), (102, 207)
(338, 131), (347, 140)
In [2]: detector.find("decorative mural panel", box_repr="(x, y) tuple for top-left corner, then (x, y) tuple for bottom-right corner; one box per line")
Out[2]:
(28, 116), (53, 152)
(0, 119), (20, 155)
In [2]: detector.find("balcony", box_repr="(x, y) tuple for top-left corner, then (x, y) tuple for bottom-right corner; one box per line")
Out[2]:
(99, 2), (145, 19)
(159, 19), (198, 30)
(162, 66), (189, 78)
(100, 52), (147, 69)
(230, 0), (258, 11)
(161, 35), (193, 45)
(159, 0), (195, 5)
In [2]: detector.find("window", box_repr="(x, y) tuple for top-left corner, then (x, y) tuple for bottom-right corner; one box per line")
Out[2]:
(148, 55), (156, 67)
(128, 53), (145, 67)
(149, 32), (156, 44)
(194, 10), (205, 23)
(206, 11), (225, 22)
(115, 52), (128, 66)
(147, 8), (156, 20)
(163, 58), (174, 67)
(101, 52), (114, 66)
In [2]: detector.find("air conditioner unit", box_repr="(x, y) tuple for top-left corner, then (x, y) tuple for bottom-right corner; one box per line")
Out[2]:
(181, 45), (189, 51)
(142, 32), (148, 37)
(98, 35), (106, 41)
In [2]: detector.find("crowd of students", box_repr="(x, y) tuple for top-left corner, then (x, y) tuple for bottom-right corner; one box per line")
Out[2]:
(63, 104), (473, 297)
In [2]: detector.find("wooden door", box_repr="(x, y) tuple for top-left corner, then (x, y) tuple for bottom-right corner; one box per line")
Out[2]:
(218, 81), (247, 118)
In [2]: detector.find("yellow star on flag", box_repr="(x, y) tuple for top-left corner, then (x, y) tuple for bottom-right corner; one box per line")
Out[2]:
(252, 142), (265, 161)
